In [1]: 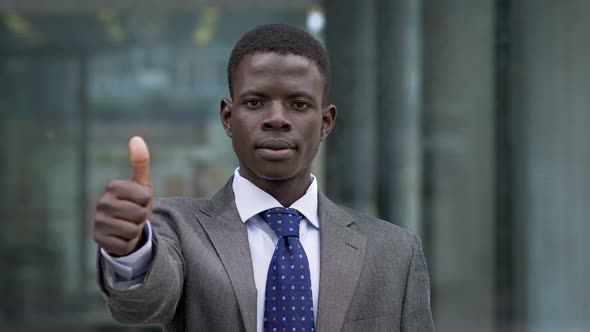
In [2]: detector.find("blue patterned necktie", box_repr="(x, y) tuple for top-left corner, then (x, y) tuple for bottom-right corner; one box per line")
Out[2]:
(260, 207), (315, 332)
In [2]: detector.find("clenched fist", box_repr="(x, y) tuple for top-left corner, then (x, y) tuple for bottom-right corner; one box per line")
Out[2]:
(94, 136), (154, 257)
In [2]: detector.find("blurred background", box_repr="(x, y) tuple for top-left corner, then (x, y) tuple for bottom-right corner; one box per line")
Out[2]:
(0, 0), (588, 331)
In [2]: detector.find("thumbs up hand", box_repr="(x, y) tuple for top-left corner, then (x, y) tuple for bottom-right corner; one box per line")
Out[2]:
(129, 136), (154, 197)
(93, 136), (154, 257)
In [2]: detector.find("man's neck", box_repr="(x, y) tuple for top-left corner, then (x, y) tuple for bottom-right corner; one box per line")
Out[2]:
(238, 169), (312, 207)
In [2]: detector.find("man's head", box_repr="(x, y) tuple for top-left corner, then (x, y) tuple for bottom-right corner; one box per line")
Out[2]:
(220, 24), (336, 193)
(227, 24), (330, 103)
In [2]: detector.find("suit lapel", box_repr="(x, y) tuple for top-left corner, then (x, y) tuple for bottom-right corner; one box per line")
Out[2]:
(192, 180), (367, 332)
(316, 193), (367, 332)
(195, 179), (257, 332)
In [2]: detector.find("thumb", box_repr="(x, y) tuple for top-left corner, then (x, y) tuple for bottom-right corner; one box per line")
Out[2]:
(128, 136), (153, 193)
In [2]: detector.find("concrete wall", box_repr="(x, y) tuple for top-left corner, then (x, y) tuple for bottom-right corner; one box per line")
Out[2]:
(512, 1), (590, 331)
(422, 1), (495, 331)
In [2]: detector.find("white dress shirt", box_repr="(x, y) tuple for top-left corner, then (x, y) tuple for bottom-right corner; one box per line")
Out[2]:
(101, 168), (321, 332)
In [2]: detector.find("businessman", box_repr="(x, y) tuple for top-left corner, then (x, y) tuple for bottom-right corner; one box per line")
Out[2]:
(94, 24), (434, 331)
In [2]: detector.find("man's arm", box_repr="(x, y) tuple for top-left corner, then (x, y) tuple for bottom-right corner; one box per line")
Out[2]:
(94, 137), (184, 326)
(100, 221), (153, 284)
(401, 235), (435, 331)
(97, 209), (185, 326)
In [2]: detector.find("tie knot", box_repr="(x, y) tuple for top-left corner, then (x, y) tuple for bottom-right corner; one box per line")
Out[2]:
(260, 207), (302, 238)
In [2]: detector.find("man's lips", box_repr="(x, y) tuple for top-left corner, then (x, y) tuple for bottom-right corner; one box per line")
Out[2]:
(256, 139), (296, 160)
(257, 139), (296, 150)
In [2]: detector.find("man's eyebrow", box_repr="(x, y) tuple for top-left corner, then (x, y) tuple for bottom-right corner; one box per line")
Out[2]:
(286, 92), (316, 101)
(238, 90), (268, 99)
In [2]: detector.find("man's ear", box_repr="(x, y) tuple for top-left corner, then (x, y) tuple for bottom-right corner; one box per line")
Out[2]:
(320, 104), (337, 141)
(220, 98), (233, 138)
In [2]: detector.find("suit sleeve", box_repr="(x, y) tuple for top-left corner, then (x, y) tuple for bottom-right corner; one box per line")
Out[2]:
(401, 235), (435, 331)
(100, 221), (154, 282)
(96, 200), (186, 326)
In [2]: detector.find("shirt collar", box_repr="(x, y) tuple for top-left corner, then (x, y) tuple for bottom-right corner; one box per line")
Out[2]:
(232, 168), (319, 229)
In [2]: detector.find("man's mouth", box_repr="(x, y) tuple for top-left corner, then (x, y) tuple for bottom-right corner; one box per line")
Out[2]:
(257, 139), (296, 160)
(257, 139), (296, 150)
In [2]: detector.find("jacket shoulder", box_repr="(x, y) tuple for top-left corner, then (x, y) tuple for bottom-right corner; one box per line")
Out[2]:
(153, 197), (209, 213)
(340, 205), (422, 247)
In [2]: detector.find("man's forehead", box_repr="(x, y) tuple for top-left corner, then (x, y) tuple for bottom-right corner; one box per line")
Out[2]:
(239, 52), (319, 73)
(234, 53), (323, 88)
(229, 51), (328, 102)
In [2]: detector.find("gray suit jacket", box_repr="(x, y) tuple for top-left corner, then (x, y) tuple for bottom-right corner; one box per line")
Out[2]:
(98, 179), (434, 331)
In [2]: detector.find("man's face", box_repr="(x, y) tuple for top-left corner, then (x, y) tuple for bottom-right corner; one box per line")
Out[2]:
(221, 52), (336, 185)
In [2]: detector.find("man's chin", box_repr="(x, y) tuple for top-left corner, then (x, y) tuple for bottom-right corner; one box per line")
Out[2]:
(239, 163), (309, 185)
(249, 163), (304, 182)
(253, 169), (295, 182)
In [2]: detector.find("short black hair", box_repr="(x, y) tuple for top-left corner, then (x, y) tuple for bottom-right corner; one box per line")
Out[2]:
(227, 23), (330, 101)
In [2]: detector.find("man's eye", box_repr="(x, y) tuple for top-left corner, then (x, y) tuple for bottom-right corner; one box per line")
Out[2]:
(245, 100), (262, 108)
(292, 102), (310, 110)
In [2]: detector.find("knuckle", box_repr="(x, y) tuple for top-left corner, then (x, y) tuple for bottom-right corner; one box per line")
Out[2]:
(120, 222), (138, 239)
(93, 226), (107, 241)
(94, 235), (110, 251)
(95, 196), (105, 209)
(125, 204), (144, 223)
(92, 232), (101, 243)
(139, 190), (152, 206)
(105, 179), (119, 191)
(94, 213), (105, 227)
(95, 211), (112, 225)
(117, 225), (131, 238)
(96, 195), (113, 212)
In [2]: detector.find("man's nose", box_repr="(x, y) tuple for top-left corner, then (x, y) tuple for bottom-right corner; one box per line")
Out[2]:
(262, 102), (292, 131)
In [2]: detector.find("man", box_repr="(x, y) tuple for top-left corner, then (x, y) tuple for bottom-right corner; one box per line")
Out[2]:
(94, 24), (434, 331)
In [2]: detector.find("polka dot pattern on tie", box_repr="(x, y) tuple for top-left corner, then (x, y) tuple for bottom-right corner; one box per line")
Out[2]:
(261, 207), (315, 332)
